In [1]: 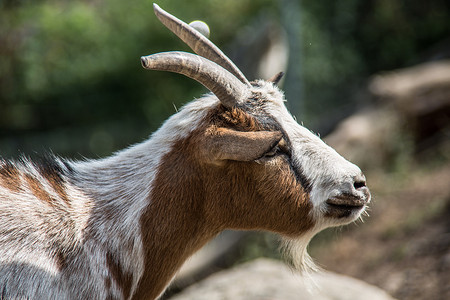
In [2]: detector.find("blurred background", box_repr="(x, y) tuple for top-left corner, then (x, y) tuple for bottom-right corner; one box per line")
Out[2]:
(1, 0), (449, 299)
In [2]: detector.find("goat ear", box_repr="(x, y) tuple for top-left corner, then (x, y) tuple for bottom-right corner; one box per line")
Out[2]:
(202, 127), (283, 162)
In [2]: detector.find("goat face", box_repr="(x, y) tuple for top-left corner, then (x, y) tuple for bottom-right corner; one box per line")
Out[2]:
(187, 80), (370, 237)
(245, 80), (371, 230)
(143, 4), (370, 238)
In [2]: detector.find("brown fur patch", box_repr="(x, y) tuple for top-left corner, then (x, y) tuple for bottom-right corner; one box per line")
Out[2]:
(133, 104), (314, 298)
(106, 251), (133, 300)
(45, 173), (71, 207)
(105, 294), (116, 300)
(105, 277), (112, 290)
(212, 105), (263, 131)
(24, 174), (56, 208)
(55, 250), (68, 271)
(0, 162), (22, 193)
(36, 159), (71, 207)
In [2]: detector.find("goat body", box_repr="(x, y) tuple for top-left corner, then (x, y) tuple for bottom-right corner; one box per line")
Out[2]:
(0, 4), (371, 300)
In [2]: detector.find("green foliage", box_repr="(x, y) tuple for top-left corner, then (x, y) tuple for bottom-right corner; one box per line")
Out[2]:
(0, 0), (448, 157)
(299, 0), (450, 124)
(0, 0), (275, 157)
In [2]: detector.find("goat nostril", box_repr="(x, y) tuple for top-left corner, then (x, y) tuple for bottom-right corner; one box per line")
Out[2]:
(354, 180), (366, 190)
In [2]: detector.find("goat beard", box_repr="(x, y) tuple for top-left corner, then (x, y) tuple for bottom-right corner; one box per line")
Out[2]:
(280, 236), (318, 274)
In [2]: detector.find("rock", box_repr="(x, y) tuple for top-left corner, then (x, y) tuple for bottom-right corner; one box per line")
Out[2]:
(369, 60), (450, 147)
(171, 231), (248, 289)
(169, 258), (397, 300)
(325, 60), (450, 169)
(324, 107), (401, 171)
(369, 61), (450, 101)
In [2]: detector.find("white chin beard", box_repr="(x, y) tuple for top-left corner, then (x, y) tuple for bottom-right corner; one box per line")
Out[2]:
(280, 235), (319, 274)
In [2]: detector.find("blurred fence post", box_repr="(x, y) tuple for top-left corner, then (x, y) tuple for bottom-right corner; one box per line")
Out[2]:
(281, 0), (303, 119)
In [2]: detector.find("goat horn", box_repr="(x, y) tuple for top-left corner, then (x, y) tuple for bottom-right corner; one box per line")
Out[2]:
(268, 72), (285, 85)
(153, 3), (251, 87)
(141, 51), (249, 107)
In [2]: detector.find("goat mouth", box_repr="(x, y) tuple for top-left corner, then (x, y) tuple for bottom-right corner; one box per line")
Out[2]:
(325, 197), (366, 218)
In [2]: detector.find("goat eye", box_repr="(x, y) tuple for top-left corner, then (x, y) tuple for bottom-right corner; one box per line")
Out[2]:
(264, 146), (280, 158)
(263, 138), (290, 159)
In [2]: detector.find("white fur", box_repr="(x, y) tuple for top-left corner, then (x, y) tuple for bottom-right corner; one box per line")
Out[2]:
(0, 96), (218, 299)
(71, 95), (219, 297)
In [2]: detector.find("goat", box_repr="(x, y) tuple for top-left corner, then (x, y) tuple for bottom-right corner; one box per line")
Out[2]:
(0, 4), (371, 300)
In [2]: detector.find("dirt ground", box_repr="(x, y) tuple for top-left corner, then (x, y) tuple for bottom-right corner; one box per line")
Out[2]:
(311, 162), (450, 300)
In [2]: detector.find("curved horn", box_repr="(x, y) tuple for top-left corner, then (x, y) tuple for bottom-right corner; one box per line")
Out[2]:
(141, 51), (249, 107)
(153, 3), (251, 87)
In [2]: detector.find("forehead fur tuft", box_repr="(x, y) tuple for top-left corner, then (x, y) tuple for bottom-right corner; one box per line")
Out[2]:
(251, 80), (286, 104)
